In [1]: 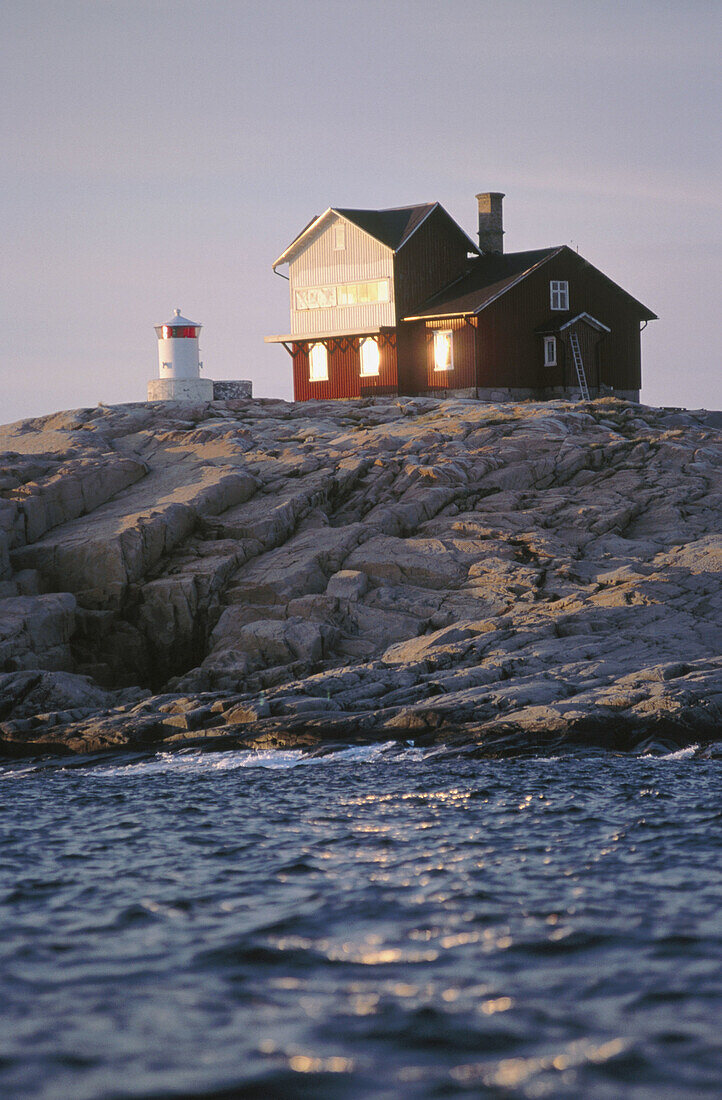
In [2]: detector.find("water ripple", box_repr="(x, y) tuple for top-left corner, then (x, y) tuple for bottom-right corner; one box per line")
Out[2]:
(0, 748), (719, 1098)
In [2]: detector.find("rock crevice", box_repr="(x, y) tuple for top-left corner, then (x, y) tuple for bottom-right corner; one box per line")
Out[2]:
(0, 395), (720, 757)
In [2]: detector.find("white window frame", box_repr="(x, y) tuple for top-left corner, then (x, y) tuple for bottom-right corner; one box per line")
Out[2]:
(433, 329), (454, 372)
(333, 224), (346, 251)
(308, 343), (328, 382)
(550, 280), (569, 311)
(543, 335), (557, 366)
(359, 337), (380, 377)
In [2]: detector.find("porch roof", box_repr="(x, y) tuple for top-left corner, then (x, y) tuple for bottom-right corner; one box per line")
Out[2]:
(535, 312), (612, 335)
(265, 325), (386, 344)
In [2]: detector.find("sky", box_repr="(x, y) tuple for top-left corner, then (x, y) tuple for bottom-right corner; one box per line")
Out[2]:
(2, 0), (720, 422)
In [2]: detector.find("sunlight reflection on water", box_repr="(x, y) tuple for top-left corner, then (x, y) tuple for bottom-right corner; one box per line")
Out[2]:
(0, 748), (718, 1099)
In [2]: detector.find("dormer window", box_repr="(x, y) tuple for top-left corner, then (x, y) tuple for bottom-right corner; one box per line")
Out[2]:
(550, 281), (569, 310)
(309, 343), (328, 382)
(333, 224), (346, 251)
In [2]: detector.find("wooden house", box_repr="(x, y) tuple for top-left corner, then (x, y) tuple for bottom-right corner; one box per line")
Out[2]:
(265, 193), (656, 403)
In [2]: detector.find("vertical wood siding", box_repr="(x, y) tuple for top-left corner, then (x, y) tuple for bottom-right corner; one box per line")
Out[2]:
(289, 214), (395, 336)
(396, 321), (427, 395)
(419, 317), (477, 392)
(292, 335), (398, 402)
(563, 322), (603, 391)
(476, 249), (645, 393)
(393, 207), (473, 319)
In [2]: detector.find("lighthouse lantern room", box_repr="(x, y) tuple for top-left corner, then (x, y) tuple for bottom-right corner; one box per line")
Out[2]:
(147, 308), (214, 402)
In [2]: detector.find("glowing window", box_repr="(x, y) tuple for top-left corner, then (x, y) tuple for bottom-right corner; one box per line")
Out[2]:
(433, 329), (453, 371)
(544, 336), (557, 366)
(309, 343), (328, 382)
(550, 281), (569, 310)
(295, 279), (390, 310)
(360, 337), (380, 376)
(334, 224), (345, 250)
(337, 279), (390, 306)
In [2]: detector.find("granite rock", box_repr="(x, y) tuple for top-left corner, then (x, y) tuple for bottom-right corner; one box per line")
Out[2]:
(0, 395), (719, 758)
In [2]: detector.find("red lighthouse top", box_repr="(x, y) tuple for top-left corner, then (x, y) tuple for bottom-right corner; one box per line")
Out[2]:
(154, 308), (201, 340)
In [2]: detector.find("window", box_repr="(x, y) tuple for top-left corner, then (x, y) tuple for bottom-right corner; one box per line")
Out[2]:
(543, 336), (557, 366)
(333, 224), (346, 251)
(433, 329), (453, 372)
(360, 337), (380, 376)
(162, 326), (198, 338)
(550, 281), (569, 310)
(294, 279), (390, 310)
(309, 343), (328, 382)
(337, 279), (390, 306)
(295, 285), (337, 310)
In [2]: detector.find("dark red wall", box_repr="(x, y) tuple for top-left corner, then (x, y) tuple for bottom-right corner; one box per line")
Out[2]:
(290, 247), (650, 399)
(416, 317), (477, 392)
(475, 248), (646, 392)
(292, 335), (398, 402)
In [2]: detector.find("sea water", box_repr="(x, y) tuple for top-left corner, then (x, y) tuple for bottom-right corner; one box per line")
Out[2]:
(0, 744), (719, 1099)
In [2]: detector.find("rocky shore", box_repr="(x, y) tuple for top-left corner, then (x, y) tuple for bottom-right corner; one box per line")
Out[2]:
(0, 395), (720, 760)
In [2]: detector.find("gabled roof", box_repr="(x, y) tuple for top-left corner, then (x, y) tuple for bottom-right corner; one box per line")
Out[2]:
(272, 202), (478, 269)
(536, 312), (611, 335)
(405, 248), (561, 319)
(334, 203), (437, 250)
(404, 246), (658, 321)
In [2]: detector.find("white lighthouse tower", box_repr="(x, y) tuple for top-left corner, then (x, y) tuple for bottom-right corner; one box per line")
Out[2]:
(147, 309), (214, 402)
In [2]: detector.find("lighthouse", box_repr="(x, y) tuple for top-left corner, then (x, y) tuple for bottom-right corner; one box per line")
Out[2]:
(147, 309), (214, 402)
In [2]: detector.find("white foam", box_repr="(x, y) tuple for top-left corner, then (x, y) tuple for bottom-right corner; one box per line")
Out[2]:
(0, 764), (41, 782)
(641, 744), (699, 762)
(87, 741), (425, 779)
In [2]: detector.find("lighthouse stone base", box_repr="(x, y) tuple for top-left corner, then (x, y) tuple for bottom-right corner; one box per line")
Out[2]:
(147, 378), (214, 403)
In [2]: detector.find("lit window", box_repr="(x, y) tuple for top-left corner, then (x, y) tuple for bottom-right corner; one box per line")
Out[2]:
(309, 343), (328, 381)
(333, 224), (345, 250)
(433, 329), (453, 371)
(550, 281), (569, 310)
(295, 279), (391, 310)
(337, 279), (390, 306)
(360, 337), (380, 376)
(543, 336), (557, 366)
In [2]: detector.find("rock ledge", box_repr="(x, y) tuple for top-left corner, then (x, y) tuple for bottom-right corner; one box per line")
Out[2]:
(0, 395), (719, 759)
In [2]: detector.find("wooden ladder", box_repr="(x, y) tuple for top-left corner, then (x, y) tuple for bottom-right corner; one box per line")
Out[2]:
(568, 330), (591, 401)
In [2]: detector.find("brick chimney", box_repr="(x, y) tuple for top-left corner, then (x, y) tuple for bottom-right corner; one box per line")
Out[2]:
(476, 192), (505, 254)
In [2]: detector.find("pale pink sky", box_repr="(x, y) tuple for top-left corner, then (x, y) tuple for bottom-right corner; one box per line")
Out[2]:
(2, 0), (720, 421)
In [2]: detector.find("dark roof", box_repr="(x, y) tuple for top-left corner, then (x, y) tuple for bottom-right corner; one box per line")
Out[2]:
(405, 248), (560, 319)
(333, 203), (438, 251)
(405, 246), (658, 321)
(273, 201), (480, 268)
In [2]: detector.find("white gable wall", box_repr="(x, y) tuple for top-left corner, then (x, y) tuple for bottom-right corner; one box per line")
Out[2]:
(289, 213), (395, 337)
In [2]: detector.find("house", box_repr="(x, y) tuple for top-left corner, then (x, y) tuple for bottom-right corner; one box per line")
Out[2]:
(265, 192), (656, 403)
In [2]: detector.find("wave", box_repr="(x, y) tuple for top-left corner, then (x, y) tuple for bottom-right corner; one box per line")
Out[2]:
(88, 741), (426, 779)
(640, 744), (699, 761)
